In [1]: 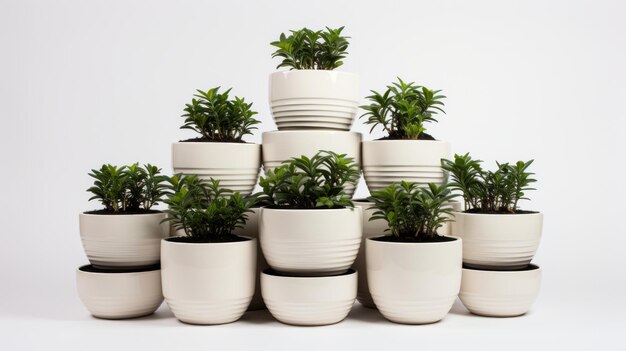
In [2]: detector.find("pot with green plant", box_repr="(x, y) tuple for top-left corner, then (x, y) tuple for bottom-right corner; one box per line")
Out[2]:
(80, 163), (169, 269)
(257, 151), (362, 276)
(171, 87), (261, 196)
(269, 26), (359, 130)
(161, 176), (257, 325)
(361, 78), (450, 191)
(366, 182), (462, 324)
(442, 153), (542, 270)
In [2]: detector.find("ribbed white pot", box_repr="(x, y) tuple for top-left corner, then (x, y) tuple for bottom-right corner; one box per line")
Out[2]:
(366, 236), (462, 324)
(161, 237), (256, 325)
(362, 140), (450, 191)
(79, 212), (168, 269)
(460, 264), (541, 317)
(232, 207), (268, 311)
(76, 265), (163, 319)
(269, 70), (360, 130)
(261, 269), (357, 326)
(452, 212), (543, 270)
(259, 207), (362, 276)
(171, 142), (261, 196)
(262, 130), (362, 196)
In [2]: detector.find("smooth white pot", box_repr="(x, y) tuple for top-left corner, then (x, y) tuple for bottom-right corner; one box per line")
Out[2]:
(262, 130), (362, 196)
(366, 236), (462, 324)
(362, 140), (450, 192)
(259, 207), (362, 276)
(76, 265), (163, 319)
(171, 142), (261, 196)
(269, 70), (360, 130)
(161, 237), (256, 325)
(232, 207), (268, 311)
(261, 269), (357, 326)
(452, 212), (543, 270)
(79, 212), (168, 269)
(460, 264), (541, 317)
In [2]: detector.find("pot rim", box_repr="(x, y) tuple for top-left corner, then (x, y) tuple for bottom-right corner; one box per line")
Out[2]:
(162, 235), (254, 246)
(462, 263), (541, 273)
(259, 206), (358, 212)
(362, 139), (449, 145)
(172, 141), (260, 147)
(261, 268), (356, 280)
(80, 210), (165, 217)
(366, 235), (461, 245)
(76, 264), (161, 275)
(270, 69), (359, 78)
(263, 130), (361, 137)
(453, 211), (542, 216)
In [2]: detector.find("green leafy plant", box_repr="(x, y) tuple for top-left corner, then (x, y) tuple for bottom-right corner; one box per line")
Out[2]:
(257, 151), (360, 209)
(271, 26), (350, 70)
(368, 181), (457, 241)
(441, 153), (537, 213)
(87, 163), (167, 213)
(164, 175), (256, 242)
(181, 87), (260, 142)
(360, 78), (446, 140)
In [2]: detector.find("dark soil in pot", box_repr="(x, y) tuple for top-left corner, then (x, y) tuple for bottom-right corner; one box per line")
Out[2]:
(83, 209), (162, 215)
(462, 263), (539, 272)
(79, 264), (161, 274)
(180, 137), (247, 143)
(464, 209), (539, 215)
(373, 235), (457, 243)
(375, 132), (436, 141)
(167, 234), (250, 243)
(263, 268), (356, 277)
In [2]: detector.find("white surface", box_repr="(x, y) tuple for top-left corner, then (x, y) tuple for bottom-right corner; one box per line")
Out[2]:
(0, 0), (624, 349)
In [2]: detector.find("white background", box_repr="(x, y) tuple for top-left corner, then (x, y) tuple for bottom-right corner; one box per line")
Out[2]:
(1, 0), (625, 349)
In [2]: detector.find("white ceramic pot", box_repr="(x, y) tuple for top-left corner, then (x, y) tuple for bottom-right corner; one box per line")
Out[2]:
(352, 201), (388, 308)
(232, 207), (268, 311)
(460, 264), (541, 317)
(439, 201), (464, 236)
(161, 237), (256, 325)
(76, 265), (163, 319)
(362, 140), (450, 192)
(269, 70), (360, 130)
(171, 142), (261, 196)
(259, 207), (362, 276)
(79, 212), (168, 269)
(366, 236), (462, 324)
(261, 269), (357, 326)
(452, 212), (543, 270)
(262, 130), (362, 196)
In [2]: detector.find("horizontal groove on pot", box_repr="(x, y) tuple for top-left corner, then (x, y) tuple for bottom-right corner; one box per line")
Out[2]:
(82, 296), (163, 319)
(459, 293), (537, 316)
(165, 296), (251, 324)
(363, 166), (446, 191)
(81, 238), (161, 268)
(462, 238), (539, 267)
(272, 104), (357, 113)
(271, 97), (358, 106)
(271, 98), (358, 131)
(372, 294), (457, 324)
(172, 167), (260, 195)
(262, 238), (360, 273)
(264, 298), (354, 325)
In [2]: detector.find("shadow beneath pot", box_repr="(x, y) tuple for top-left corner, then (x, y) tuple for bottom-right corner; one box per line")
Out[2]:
(239, 309), (275, 324)
(347, 303), (387, 323)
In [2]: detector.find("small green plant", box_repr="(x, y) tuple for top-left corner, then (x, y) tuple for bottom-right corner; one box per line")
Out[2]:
(257, 151), (360, 209)
(360, 78), (446, 140)
(164, 175), (256, 242)
(368, 182), (457, 241)
(271, 26), (350, 70)
(87, 163), (167, 213)
(181, 87), (260, 142)
(441, 153), (537, 213)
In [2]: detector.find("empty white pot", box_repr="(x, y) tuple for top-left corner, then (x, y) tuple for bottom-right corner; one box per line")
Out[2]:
(366, 236), (462, 324)
(262, 130), (362, 196)
(269, 70), (360, 130)
(232, 207), (268, 311)
(452, 212), (543, 270)
(171, 142), (261, 196)
(362, 140), (450, 192)
(259, 207), (362, 276)
(161, 237), (256, 325)
(261, 269), (357, 326)
(460, 264), (541, 317)
(79, 212), (168, 269)
(76, 265), (163, 319)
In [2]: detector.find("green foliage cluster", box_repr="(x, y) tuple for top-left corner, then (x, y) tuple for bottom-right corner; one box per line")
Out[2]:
(181, 87), (260, 142)
(87, 163), (167, 212)
(271, 26), (350, 70)
(441, 153), (537, 213)
(164, 175), (256, 241)
(258, 151), (360, 209)
(369, 182), (457, 240)
(361, 78), (446, 140)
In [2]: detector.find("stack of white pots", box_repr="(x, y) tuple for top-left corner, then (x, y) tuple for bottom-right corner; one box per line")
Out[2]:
(76, 212), (168, 319)
(259, 69), (363, 326)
